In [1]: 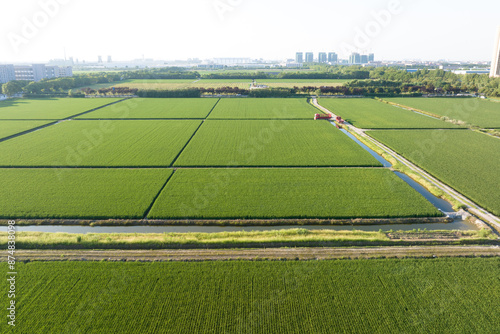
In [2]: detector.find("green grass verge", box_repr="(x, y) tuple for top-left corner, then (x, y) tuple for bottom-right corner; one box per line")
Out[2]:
(0, 120), (201, 166)
(0, 168), (171, 219)
(78, 98), (218, 119)
(148, 168), (442, 219)
(174, 120), (381, 166)
(1, 230), (494, 249)
(386, 97), (500, 128)
(319, 98), (462, 129)
(2, 258), (499, 333)
(367, 129), (500, 215)
(0, 98), (120, 119)
(208, 98), (318, 119)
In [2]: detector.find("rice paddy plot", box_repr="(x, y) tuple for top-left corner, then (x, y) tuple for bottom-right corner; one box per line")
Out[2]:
(0, 120), (201, 166)
(174, 120), (381, 167)
(368, 129), (500, 215)
(0, 120), (52, 139)
(0, 168), (172, 219)
(386, 97), (500, 128)
(0, 98), (120, 119)
(99, 79), (253, 90)
(148, 168), (441, 219)
(5, 258), (499, 333)
(78, 98), (218, 119)
(258, 79), (348, 88)
(208, 98), (318, 119)
(319, 98), (462, 129)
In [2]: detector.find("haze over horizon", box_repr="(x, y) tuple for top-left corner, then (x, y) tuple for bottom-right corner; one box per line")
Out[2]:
(1, 0), (499, 63)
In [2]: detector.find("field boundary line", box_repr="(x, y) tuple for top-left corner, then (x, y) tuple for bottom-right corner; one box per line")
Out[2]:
(142, 170), (177, 219)
(0, 165), (385, 169)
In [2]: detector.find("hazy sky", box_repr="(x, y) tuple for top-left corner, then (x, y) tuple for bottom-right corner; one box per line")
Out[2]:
(1, 0), (499, 63)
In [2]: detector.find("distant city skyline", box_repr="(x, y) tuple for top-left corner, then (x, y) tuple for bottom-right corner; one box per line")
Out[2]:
(1, 0), (499, 63)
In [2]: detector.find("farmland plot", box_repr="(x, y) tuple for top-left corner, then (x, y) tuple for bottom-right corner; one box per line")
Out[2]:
(175, 120), (381, 166)
(0, 168), (171, 219)
(148, 168), (441, 219)
(0, 120), (201, 166)
(319, 98), (461, 129)
(0, 98), (120, 119)
(208, 98), (318, 119)
(4, 258), (499, 333)
(78, 98), (218, 119)
(386, 97), (500, 128)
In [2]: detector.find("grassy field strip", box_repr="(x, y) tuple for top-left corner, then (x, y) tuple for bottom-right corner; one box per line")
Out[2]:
(3, 231), (495, 250)
(0, 120), (202, 166)
(208, 98), (319, 119)
(318, 98), (462, 129)
(0, 169), (173, 219)
(174, 120), (382, 167)
(367, 129), (500, 216)
(148, 168), (442, 219)
(385, 98), (500, 128)
(77, 98), (219, 119)
(95, 79), (253, 90)
(2, 258), (498, 333)
(0, 98), (121, 120)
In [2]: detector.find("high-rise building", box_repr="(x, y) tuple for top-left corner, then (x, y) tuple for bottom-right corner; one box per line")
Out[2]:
(0, 65), (16, 84)
(360, 55), (369, 64)
(368, 53), (375, 62)
(295, 52), (304, 63)
(305, 52), (314, 63)
(349, 53), (361, 64)
(98, 56), (103, 63)
(328, 52), (338, 63)
(107, 56), (112, 63)
(318, 52), (327, 63)
(490, 27), (500, 78)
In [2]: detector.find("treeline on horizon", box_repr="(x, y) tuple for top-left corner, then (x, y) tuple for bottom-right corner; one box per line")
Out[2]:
(2, 65), (500, 97)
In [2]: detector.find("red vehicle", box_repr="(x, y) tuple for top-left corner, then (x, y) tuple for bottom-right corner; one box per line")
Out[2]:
(336, 116), (344, 124)
(314, 113), (332, 120)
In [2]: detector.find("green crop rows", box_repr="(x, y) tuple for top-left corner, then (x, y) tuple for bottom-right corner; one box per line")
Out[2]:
(0, 120), (201, 166)
(386, 97), (500, 128)
(0, 120), (52, 139)
(175, 120), (381, 166)
(319, 98), (461, 129)
(0, 98), (120, 119)
(368, 129), (500, 215)
(149, 168), (441, 219)
(208, 98), (318, 119)
(79, 98), (218, 119)
(0, 168), (171, 219)
(3, 258), (498, 333)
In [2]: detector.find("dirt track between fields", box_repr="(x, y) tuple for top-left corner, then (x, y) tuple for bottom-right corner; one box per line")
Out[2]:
(10, 246), (500, 261)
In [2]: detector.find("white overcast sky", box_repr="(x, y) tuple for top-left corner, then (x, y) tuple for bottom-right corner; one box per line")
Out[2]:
(0, 0), (499, 63)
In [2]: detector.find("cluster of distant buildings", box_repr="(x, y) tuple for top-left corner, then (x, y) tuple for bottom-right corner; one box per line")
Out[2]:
(0, 64), (73, 84)
(294, 52), (374, 65)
